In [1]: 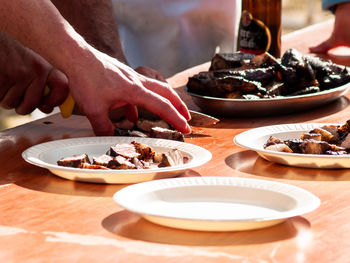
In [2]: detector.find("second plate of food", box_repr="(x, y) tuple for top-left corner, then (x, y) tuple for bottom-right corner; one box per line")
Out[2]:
(186, 82), (350, 117)
(234, 122), (350, 169)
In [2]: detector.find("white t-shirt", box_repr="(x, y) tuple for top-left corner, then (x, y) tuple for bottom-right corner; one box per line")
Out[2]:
(111, 0), (240, 77)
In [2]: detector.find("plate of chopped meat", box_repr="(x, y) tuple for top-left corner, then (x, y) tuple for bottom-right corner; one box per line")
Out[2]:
(234, 120), (350, 168)
(22, 137), (212, 184)
(186, 49), (350, 117)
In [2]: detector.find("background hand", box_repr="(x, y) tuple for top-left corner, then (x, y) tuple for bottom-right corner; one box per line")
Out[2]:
(309, 2), (350, 53)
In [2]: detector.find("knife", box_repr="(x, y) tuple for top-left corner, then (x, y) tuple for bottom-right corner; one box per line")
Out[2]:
(188, 110), (220, 127)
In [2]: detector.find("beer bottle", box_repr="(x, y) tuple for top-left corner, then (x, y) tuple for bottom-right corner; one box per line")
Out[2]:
(237, 0), (281, 58)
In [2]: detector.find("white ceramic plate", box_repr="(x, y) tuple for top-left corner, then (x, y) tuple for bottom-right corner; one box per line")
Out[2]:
(114, 176), (320, 231)
(22, 137), (212, 184)
(234, 123), (350, 169)
(186, 82), (350, 117)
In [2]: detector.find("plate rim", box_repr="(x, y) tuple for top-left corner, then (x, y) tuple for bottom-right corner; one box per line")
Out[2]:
(113, 176), (320, 223)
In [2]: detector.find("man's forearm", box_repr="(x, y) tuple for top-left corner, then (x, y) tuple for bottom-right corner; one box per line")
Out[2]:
(0, 0), (95, 76)
(51, 0), (128, 64)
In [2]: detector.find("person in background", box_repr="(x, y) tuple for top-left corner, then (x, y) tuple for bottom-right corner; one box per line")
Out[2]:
(111, 0), (241, 77)
(310, 1), (350, 53)
(0, 0), (191, 136)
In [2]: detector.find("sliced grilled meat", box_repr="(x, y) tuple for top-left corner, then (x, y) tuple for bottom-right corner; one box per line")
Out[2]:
(108, 143), (140, 159)
(150, 127), (185, 142)
(57, 154), (90, 168)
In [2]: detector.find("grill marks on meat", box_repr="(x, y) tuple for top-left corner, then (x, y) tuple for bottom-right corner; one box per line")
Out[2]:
(57, 141), (186, 170)
(264, 120), (350, 155)
(187, 48), (350, 99)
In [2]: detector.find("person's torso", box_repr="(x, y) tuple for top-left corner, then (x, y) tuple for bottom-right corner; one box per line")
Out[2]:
(111, 0), (240, 76)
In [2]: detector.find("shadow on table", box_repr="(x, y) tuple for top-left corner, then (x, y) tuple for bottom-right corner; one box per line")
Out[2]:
(225, 151), (350, 181)
(10, 161), (202, 197)
(102, 210), (310, 246)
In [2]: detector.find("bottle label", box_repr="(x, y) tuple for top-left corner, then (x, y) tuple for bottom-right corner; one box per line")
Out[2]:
(239, 10), (271, 55)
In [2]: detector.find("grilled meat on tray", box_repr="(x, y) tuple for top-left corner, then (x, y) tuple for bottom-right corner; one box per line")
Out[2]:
(264, 120), (350, 155)
(187, 48), (349, 99)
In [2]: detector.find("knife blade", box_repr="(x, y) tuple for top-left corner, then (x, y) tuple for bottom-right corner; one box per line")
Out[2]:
(188, 110), (220, 127)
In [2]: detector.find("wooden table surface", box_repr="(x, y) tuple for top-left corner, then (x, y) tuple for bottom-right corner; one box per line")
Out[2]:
(2, 19), (350, 262)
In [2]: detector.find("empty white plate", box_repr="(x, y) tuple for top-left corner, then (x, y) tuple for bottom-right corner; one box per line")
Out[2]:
(113, 176), (320, 231)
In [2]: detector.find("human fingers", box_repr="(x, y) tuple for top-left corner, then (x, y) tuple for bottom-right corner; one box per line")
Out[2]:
(1, 80), (28, 111)
(42, 68), (69, 108)
(123, 104), (138, 123)
(132, 88), (191, 134)
(86, 106), (115, 136)
(135, 66), (167, 82)
(141, 77), (191, 121)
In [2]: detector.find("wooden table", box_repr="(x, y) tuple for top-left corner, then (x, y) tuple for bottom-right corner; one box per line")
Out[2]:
(2, 19), (350, 262)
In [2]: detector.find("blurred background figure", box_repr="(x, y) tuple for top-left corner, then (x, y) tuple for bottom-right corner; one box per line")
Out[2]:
(111, 0), (241, 78)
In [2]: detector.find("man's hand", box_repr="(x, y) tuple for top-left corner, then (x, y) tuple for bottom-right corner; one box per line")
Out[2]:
(309, 2), (350, 53)
(68, 50), (191, 136)
(135, 66), (167, 82)
(0, 32), (69, 115)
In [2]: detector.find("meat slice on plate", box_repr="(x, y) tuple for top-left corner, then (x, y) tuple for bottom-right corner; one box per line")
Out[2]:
(108, 143), (141, 159)
(57, 154), (90, 168)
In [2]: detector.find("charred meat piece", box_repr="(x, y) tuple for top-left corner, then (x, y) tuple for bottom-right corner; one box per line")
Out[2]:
(108, 143), (140, 159)
(209, 52), (256, 71)
(264, 136), (285, 148)
(284, 139), (304, 153)
(114, 129), (131, 137)
(309, 128), (334, 142)
(287, 86), (320, 96)
(92, 154), (114, 167)
(57, 154), (90, 168)
(338, 120), (350, 133)
(264, 143), (293, 153)
(304, 55), (350, 89)
(131, 141), (155, 161)
(214, 66), (276, 86)
(150, 127), (185, 142)
(300, 133), (322, 141)
(93, 154), (136, 169)
(340, 133), (350, 149)
(187, 71), (265, 98)
(136, 118), (170, 132)
(131, 157), (151, 169)
(300, 140), (332, 154)
(110, 156), (136, 169)
(279, 49), (319, 93)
